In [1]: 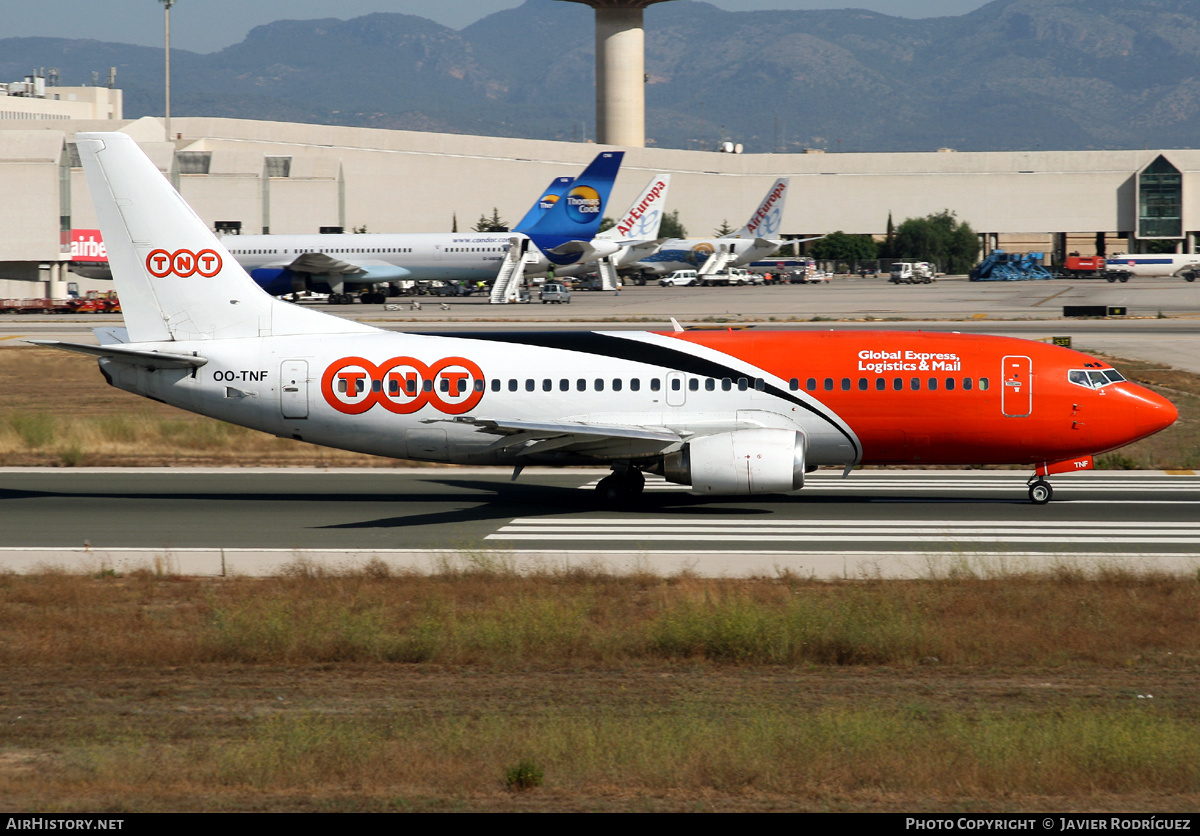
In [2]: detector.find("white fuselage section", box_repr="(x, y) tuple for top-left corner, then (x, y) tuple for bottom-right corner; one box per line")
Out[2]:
(223, 232), (553, 283)
(99, 330), (859, 469)
(636, 237), (782, 275)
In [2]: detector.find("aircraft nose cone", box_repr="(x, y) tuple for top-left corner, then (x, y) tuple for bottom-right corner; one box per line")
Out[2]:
(1136, 390), (1178, 437)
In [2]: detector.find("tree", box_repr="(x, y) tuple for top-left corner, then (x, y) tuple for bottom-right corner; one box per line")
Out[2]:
(473, 208), (508, 232)
(713, 219), (735, 236)
(891, 210), (979, 274)
(809, 230), (878, 262)
(598, 216), (615, 233)
(660, 209), (686, 239)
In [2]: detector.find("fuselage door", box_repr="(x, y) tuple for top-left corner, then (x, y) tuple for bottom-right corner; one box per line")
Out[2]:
(280, 360), (309, 419)
(1001, 355), (1032, 417)
(666, 371), (686, 407)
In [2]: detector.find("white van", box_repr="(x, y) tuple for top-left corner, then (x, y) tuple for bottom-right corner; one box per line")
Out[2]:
(659, 269), (698, 286)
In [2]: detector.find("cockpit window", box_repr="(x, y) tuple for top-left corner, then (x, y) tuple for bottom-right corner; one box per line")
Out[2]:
(1069, 369), (1125, 389)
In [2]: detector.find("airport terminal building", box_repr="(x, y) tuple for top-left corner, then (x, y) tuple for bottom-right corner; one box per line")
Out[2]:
(2, 91), (1197, 297)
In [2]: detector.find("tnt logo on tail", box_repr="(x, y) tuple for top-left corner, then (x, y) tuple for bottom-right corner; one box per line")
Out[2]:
(146, 248), (222, 278)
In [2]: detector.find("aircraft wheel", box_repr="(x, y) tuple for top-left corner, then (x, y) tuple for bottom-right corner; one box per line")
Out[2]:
(1028, 479), (1053, 505)
(1119, 275), (1129, 283)
(596, 470), (644, 506)
(1186, 273), (1196, 283)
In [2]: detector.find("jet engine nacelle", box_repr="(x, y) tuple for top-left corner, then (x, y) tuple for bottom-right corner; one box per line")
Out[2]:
(662, 428), (806, 495)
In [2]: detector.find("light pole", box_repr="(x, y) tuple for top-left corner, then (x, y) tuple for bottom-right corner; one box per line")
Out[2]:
(160, 0), (176, 140)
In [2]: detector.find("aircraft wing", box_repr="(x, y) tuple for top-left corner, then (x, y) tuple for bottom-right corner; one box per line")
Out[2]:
(285, 252), (367, 276)
(429, 416), (684, 458)
(256, 254), (412, 283)
(543, 239), (622, 262)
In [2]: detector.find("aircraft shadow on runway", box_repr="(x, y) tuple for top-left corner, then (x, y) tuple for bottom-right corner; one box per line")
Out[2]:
(0, 476), (1017, 538)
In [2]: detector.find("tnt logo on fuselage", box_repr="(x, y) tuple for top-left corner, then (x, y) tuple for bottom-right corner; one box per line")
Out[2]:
(146, 248), (223, 278)
(322, 356), (485, 415)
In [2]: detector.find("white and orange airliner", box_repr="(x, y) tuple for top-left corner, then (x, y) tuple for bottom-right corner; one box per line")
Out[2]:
(36, 133), (1178, 505)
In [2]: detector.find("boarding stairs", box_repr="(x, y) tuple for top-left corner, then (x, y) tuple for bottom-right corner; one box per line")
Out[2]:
(697, 248), (737, 276)
(970, 250), (1054, 281)
(490, 238), (531, 304)
(596, 256), (621, 291)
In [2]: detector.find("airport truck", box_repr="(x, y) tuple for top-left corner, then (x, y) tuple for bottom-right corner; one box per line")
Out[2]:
(889, 262), (936, 284)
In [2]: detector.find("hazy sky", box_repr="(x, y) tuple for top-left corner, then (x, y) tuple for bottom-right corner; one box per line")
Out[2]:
(2, 0), (993, 54)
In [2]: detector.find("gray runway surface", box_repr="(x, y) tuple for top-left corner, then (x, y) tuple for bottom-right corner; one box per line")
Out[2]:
(2, 468), (1197, 578)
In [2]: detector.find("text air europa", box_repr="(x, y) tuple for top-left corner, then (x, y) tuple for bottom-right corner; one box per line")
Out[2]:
(858, 349), (962, 373)
(616, 180), (668, 236)
(746, 183), (786, 235)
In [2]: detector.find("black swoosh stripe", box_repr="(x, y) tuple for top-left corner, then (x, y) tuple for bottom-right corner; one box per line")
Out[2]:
(427, 330), (861, 459)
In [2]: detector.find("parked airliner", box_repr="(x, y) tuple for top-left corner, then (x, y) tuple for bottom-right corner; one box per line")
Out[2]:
(224, 154), (623, 303)
(636, 178), (790, 275)
(36, 134), (1178, 505)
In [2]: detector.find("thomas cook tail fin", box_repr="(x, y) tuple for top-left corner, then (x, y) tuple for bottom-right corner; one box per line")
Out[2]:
(75, 132), (373, 343)
(523, 151), (623, 258)
(513, 176), (574, 233)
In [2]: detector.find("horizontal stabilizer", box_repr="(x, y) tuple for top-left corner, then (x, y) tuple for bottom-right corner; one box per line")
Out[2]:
(28, 340), (208, 369)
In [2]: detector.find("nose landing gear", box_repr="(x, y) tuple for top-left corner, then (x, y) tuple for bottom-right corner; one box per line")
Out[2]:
(1027, 476), (1054, 505)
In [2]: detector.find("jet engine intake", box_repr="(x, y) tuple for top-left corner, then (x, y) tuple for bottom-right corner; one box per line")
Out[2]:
(662, 428), (806, 495)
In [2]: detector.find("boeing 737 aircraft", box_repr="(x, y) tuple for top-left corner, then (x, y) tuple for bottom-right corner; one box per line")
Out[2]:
(636, 178), (790, 275)
(1102, 253), (1200, 282)
(224, 154), (622, 302)
(36, 134), (1178, 506)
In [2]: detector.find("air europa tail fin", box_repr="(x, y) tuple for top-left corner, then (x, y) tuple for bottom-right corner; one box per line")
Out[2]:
(75, 132), (373, 343)
(730, 177), (789, 239)
(513, 176), (574, 233)
(523, 151), (624, 254)
(597, 174), (671, 242)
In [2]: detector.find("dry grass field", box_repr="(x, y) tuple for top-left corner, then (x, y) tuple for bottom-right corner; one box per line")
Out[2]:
(1, 345), (1199, 811)
(1, 566), (1200, 812)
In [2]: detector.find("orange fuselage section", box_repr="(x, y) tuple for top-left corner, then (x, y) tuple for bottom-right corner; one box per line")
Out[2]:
(670, 330), (1177, 466)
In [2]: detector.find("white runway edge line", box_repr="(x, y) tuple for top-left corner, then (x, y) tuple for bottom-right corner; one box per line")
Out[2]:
(487, 519), (1200, 545)
(2, 547), (1198, 580)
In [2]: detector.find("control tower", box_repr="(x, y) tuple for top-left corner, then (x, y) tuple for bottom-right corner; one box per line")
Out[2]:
(557, 0), (677, 148)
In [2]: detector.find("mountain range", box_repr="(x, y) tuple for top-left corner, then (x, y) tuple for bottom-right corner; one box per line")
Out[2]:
(2, 0), (1198, 152)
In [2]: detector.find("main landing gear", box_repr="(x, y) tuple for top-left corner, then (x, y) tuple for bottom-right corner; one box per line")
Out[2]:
(596, 466), (645, 506)
(1027, 476), (1054, 505)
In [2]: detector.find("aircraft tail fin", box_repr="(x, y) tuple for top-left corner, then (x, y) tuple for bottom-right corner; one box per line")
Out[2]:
(523, 151), (624, 258)
(513, 176), (574, 233)
(75, 132), (373, 343)
(730, 177), (789, 239)
(597, 174), (671, 241)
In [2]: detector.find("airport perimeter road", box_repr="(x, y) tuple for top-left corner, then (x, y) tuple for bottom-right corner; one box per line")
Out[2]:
(1, 468), (1197, 578)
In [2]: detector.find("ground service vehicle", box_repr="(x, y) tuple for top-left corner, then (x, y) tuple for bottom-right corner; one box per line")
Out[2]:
(890, 262), (935, 283)
(659, 270), (698, 286)
(36, 133), (1178, 507)
(538, 283), (571, 304)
